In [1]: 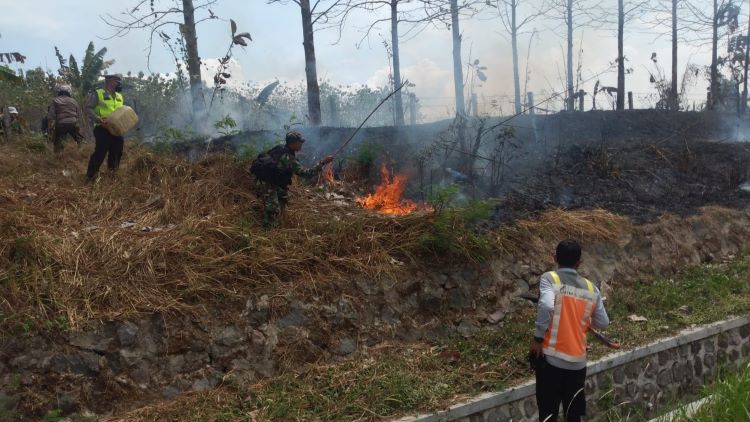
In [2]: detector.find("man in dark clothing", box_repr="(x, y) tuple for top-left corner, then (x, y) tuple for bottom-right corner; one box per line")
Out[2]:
(254, 131), (333, 227)
(47, 85), (83, 154)
(85, 74), (124, 182)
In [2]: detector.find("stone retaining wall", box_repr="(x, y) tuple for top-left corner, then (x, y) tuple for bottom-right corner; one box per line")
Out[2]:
(396, 315), (750, 422)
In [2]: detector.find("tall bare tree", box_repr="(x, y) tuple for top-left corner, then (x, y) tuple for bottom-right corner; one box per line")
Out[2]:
(104, 0), (220, 127)
(420, 1), (484, 117)
(671, 0), (679, 110)
(549, 0), (599, 111)
(339, 1), (451, 125)
(647, 0), (695, 110)
(605, 0), (648, 110)
(491, 0), (548, 114)
(450, 0), (466, 116)
(682, 0), (739, 109)
(268, 1), (350, 126)
(742, 4), (750, 111)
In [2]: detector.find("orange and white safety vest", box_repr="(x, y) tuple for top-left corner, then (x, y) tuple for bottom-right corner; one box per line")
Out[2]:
(542, 271), (597, 362)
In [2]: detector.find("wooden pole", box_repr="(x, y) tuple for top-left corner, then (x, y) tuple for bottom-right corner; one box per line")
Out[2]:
(628, 92), (633, 110)
(328, 96), (338, 126)
(527, 92), (535, 114)
(409, 93), (417, 125)
(578, 89), (584, 111)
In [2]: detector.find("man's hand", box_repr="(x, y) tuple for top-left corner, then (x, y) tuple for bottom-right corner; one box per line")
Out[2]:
(97, 117), (107, 126)
(529, 338), (543, 358)
(319, 155), (334, 165)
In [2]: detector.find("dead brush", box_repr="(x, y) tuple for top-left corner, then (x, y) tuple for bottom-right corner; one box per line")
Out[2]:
(0, 137), (631, 334)
(493, 208), (630, 254)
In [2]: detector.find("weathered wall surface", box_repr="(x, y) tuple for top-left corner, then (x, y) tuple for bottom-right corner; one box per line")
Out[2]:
(3, 207), (750, 418)
(396, 316), (750, 422)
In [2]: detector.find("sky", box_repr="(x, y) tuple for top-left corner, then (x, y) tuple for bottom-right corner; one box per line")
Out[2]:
(0, 0), (724, 121)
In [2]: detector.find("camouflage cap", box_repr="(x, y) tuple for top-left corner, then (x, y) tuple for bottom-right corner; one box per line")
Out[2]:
(285, 131), (305, 143)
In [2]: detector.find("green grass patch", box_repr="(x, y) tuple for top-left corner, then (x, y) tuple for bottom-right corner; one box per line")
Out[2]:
(655, 362), (750, 422)
(688, 362), (750, 421)
(599, 255), (750, 357)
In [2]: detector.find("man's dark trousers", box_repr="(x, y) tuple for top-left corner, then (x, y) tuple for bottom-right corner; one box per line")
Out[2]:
(86, 125), (123, 179)
(52, 123), (82, 153)
(536, 360), (587, 422)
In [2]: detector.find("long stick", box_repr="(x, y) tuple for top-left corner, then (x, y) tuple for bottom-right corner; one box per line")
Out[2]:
(332, 80), (408, 156)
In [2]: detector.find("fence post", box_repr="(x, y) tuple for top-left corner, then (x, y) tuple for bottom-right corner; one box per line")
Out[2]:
(578, 89), (585, 111)
(328, 96), (338, 127)
(409, 93), (417, 125)
(628, 92), (633, 110)
(527, 92), (535, 114)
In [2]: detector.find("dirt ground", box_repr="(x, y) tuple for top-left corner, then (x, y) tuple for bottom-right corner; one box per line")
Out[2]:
(500, 137), (750, 223)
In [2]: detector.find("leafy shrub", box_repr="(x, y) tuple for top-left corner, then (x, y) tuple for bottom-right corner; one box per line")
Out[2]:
(419, 184), (495, 259)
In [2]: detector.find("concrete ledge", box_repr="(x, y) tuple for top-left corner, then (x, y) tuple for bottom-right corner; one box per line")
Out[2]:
(588, 315), (750, 376)
(395, 315), (750, 422)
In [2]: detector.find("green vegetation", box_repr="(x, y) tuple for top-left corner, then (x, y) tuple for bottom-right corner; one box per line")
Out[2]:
(213, 114), (240, 137)
(121, 253), (750, 421)
(604, 256), (750, 348)
(419, 184), (496, 259)
(654, 362), (750, 422)
(686, 362), (750, 421)
(352, 139), (382, 168)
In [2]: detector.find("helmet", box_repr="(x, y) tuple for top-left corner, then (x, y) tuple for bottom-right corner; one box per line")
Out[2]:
(285, 131), (305, 144)
(57, 84), (72, 95)
(7, 107), (18, 114)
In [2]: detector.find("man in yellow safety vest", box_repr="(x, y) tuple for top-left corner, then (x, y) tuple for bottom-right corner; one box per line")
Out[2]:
(529, 239), (609, 422)
(85, 74), (124, 182)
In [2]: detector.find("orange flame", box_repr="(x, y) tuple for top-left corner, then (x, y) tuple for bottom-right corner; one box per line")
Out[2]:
(323, 163), (334, 184)
(357, 164), (430, 215)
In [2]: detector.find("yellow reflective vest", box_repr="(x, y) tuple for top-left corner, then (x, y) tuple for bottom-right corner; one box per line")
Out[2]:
(93, 88), (123, 118)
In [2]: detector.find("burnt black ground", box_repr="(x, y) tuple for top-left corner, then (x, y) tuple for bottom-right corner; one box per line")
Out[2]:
(500, 137), (750, 223)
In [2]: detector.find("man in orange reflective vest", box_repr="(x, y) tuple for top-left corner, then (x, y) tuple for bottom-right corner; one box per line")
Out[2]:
(529, 239), (609, 422)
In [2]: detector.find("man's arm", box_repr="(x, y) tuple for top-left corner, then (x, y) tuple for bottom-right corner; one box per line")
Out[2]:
(534, 273), (555, 339)
(530, 273), (554, 357)
(590, 287), (609, 330)
(280, 155), (331, 178)
(46, 102), (56, 123)
(84, 91), (100, 124)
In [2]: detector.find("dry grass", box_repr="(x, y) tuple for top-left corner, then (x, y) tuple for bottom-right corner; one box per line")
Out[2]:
(108, 252), (750, 422)
(494, 208), (629, 254)
(0, 137), (628, 334)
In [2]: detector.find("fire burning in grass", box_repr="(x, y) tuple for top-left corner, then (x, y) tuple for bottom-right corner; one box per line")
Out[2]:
(357, 164), (431, 215)
(322, 163), (335, 185)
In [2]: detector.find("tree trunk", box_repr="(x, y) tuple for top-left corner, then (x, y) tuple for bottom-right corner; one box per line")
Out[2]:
(743, 5), (750, 112)
(671, 0), (679, 110)
(450, 0), (466, 116)
(511, 0), (522, 114)
(391, 0), (405, 126)
(181, 0), (205, 128)
(616, 0), (625, 110)
(709, 0), (719, 110)
(566, 0), (574, 111)
(300, 0), (322, 126)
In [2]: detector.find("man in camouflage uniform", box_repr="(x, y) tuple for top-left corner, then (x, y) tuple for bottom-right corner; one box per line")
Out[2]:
(255, 131), (333, 227)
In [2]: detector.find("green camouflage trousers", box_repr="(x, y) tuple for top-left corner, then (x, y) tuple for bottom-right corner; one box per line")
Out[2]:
(256, 181), (289, 227)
